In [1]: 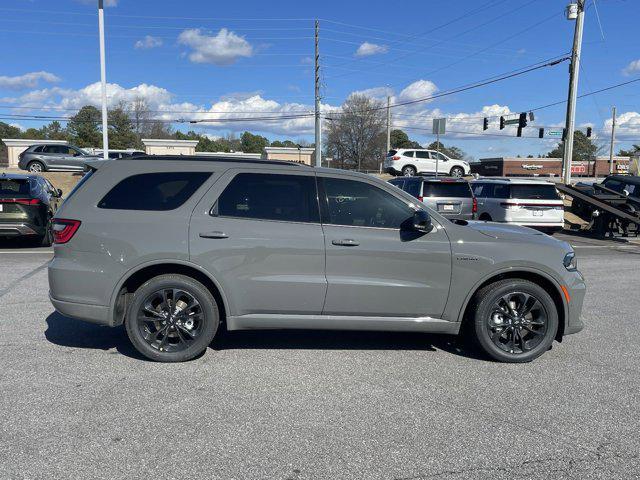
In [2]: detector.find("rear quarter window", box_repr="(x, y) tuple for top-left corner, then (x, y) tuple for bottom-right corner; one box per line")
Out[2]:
(98, 172), (211, 211)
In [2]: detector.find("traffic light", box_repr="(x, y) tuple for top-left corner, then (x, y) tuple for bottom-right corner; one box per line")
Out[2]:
(483, 117), (489, 131)
(518, 112), (528, 128)
(529, 111), (535, 122)
(517, 126), (523, 137)
(586, 127), (592, 137)
(499, 116), (505, 130)
(539, 128), (544, 138)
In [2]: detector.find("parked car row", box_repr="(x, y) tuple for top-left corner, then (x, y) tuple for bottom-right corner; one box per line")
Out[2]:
(389, 175), (564, 231)
(17, 143), (145, 172)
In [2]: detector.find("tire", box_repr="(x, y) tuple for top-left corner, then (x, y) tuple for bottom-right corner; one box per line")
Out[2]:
(125, 274), (220, 362)
(469, 279), (558, 363)
(479, 213), (492, 221)
(450, 166), (465, 178)
(38, 219), (53, 247)
(27, 161), (45, 173)
(402, 165), (417, 176)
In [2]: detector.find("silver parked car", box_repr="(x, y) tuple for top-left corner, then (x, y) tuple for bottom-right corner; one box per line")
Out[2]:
(48, 156), (585, 363)
(389, 177), (476, 221)
(18, 144), (100, 172)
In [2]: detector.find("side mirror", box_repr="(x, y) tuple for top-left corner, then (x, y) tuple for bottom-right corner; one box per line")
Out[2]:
(57, 188), (63, 197)
(412, 210), (433, 233)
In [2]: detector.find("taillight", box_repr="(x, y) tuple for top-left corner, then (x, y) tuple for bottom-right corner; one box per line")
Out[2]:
(418, 196), (424, 202)
(392, 156), (401, 161)
(472, 197), (478, 213)
(0, 198), (40, 205)
(52, 218), (81, 244)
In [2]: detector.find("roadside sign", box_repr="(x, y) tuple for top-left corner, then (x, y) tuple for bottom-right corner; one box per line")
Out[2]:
(503, 118), (520, 126)
(548, 129), (563, 137)
(432, 118), (446, 135)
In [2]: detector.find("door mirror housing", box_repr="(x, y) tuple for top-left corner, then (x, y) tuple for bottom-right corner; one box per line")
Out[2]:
(412, 210), (433, 233)
(56, 188), (63, 197)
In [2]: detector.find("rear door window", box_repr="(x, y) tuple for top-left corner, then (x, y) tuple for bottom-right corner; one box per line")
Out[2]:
(509, 184), (559, 200)
(215, 173), (319, 223)
(403, 151), (415, 158)
(415, 151), (430, 159)
(422, 182), (472, 197)
(98, 172), (211, 211)
(404, 179), (421, 198)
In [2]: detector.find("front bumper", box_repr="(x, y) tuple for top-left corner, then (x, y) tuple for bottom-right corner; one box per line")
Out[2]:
(563, 270), (586, 336)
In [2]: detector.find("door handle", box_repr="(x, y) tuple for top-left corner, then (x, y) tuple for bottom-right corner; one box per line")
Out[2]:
(199, 231), (229, 239)
(332, 239), (359, 247)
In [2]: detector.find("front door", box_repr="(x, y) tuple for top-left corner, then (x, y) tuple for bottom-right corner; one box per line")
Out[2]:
(318, 175), (452, 318)
(189, 169), (327, 317)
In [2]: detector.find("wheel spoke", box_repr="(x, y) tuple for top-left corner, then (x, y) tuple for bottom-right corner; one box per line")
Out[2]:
(523, 325), (544, 336)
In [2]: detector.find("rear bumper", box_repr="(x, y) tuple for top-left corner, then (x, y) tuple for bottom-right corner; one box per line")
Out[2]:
(49, 293), (111, 326)
(384, 167), (400, 175)
(0, 222), (42, 237)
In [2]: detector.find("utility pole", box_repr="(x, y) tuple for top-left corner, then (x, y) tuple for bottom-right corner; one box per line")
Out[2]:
(314, 20), (321, 168)
(609, 106), (616, 174)
(384, 95), (391, 173)
(562, 0), (586, 185)
(98, 0), (109, 160)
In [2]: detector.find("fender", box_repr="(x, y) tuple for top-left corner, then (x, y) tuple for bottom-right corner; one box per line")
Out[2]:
(108, 258), (232, 326)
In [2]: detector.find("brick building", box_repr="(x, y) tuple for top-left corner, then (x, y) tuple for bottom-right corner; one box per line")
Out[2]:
(471, 156), (630, 177)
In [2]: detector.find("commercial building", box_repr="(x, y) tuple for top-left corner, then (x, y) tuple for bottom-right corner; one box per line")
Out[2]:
(262, 146), (316, 165)
(471, 156), (631, 177)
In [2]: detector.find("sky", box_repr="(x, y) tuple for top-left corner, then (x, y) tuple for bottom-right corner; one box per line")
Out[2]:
(1, 0), (639, 159)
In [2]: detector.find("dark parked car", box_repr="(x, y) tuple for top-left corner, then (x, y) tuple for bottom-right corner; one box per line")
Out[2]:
(18, 144), (100, 172)
(389, 176), (476, 220)
(0, 173), (62, 246)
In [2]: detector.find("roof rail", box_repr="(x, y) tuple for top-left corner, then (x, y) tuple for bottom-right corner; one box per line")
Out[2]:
(118, 154), (311, 168)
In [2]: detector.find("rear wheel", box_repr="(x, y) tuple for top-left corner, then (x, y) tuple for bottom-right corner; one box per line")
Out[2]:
(469, 279), (558, 363)
(450, 166), (465, 178)
(125, 274), (219, 362)
(402, 165), (417, 176)
(479, 213), (492, 221)
(27, 161), (45, 173)
(38, 217), (53, 247)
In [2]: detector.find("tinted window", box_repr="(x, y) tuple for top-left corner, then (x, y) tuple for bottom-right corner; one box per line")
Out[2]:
(216, 173), (319, 223)
(33, 146), (44, 153)
(98, 172), (210, 211)
(387, 150), (397, 157)
(509, 184), (559, 200)
(322, 178), (413, 229)
(603, 179), (624, 192)
(404, 179), (421, 197)
(472, 183), (490, 198)
(432, 152), (447, 161)
(388, 179), (405, 188)
(403, 151), (415, 158)
(493, 184), (510, 199)
(43, 145), (60, 154)
(0, 179), (31, 195)
(415, 151), (430, 159)
(422, 182), (472, 198)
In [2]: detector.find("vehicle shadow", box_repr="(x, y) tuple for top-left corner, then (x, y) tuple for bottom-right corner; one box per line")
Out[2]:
(44, 312), (483, 361)
(0, 237), (43, 249)
(44, 311), (147, 360)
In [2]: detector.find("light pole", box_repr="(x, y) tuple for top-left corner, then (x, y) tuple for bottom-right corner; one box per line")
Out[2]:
(98, 0), (109, 160)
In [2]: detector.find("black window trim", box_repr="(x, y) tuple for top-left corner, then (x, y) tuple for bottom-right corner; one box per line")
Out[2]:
(209, 171), (322, 225)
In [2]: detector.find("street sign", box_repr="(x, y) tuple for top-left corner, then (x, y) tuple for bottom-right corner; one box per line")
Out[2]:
(548, 129), (563, 137)
(432, 118), (446, 135)
(503, 118), (520, 126)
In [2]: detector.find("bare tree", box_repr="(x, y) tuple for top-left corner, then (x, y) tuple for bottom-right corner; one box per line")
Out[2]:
(127, 97), (152, 136)
(325, 94), (386, 171)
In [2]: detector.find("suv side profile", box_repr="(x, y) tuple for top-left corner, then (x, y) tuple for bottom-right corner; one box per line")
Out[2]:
(49, 156), (584, 363)
(384, 149), (470, 177)
(18, 144), (100, 172)
(471, 178), (564, 232)
(389, 177), (476, 221)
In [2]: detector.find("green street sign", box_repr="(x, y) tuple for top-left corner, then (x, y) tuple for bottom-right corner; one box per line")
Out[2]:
(548, 130), (563, 137)
(503, 118), (520, 126)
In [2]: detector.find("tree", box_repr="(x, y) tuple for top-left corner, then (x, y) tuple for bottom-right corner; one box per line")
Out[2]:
(127, 97), (152, 137)
(67, 105), (102, 147)
(270, 139), (298, 148)
(619, 145), (640, 157)
(390, 129), (421, 149)
(40, 121), (68, 141)
(425, 141), (466, 160)
(325, 94), (386, 170)
(108, 105), (138, 149)
(546, 130), (601, 161)
(240, 131), (269, 153)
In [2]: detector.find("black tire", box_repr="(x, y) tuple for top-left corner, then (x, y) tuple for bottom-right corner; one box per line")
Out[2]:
(38, 219), (53, 247)
(27, 161), (45, 173)
(402, 165), (417, 176)
(479, 213), (492, 221)
(469, 279), (558, 363)
(125, 274), (219, 362)
(450, 166), (465, 178)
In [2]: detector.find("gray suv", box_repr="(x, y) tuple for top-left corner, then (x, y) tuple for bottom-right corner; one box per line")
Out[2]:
(48, 156), (585, 363)
(18, 144), (100, 172)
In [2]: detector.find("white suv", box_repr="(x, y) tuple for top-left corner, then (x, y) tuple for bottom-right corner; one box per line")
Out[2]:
(384, 149), (470, 177)
(471, 178), (564, 232)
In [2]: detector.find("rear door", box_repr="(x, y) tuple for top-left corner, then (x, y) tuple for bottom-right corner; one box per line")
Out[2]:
(318, 174), (451, 318)
(41, 145), (65, 168)
(415, 150), (434, 173)
(189, 169), (327, 317)
(58, 146), (86, 170)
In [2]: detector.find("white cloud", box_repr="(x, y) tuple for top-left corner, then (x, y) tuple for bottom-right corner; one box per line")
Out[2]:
(0, 71), (60, 90)
(134, 35), (163, 50)
(604, 111), (640, 139)
(75, 0), (118, 6)
(622, 59), (640, 76)
(355, 42), (388, 57)
(398, 80), (438, 102)
(178, 28), (253, 65)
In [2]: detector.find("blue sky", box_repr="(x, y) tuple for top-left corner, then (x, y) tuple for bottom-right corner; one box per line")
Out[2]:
(1, 0), (639, 158)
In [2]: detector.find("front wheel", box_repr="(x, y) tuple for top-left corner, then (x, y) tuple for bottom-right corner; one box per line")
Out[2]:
(125, 274), (220, 362)
(450, 166), (465, 178)
(402, 165), (417, 176)
(469, 279), (558, 363)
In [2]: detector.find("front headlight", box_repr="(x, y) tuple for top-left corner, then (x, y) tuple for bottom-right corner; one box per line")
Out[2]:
(563, 252), (577, 271)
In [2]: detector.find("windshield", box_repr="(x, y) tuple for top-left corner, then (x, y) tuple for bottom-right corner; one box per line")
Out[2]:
(510, 184), (560, 200)
(422, 182), (472, 198)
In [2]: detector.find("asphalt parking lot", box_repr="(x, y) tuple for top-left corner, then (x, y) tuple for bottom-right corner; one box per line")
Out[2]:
(1, 233), (640, 479)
